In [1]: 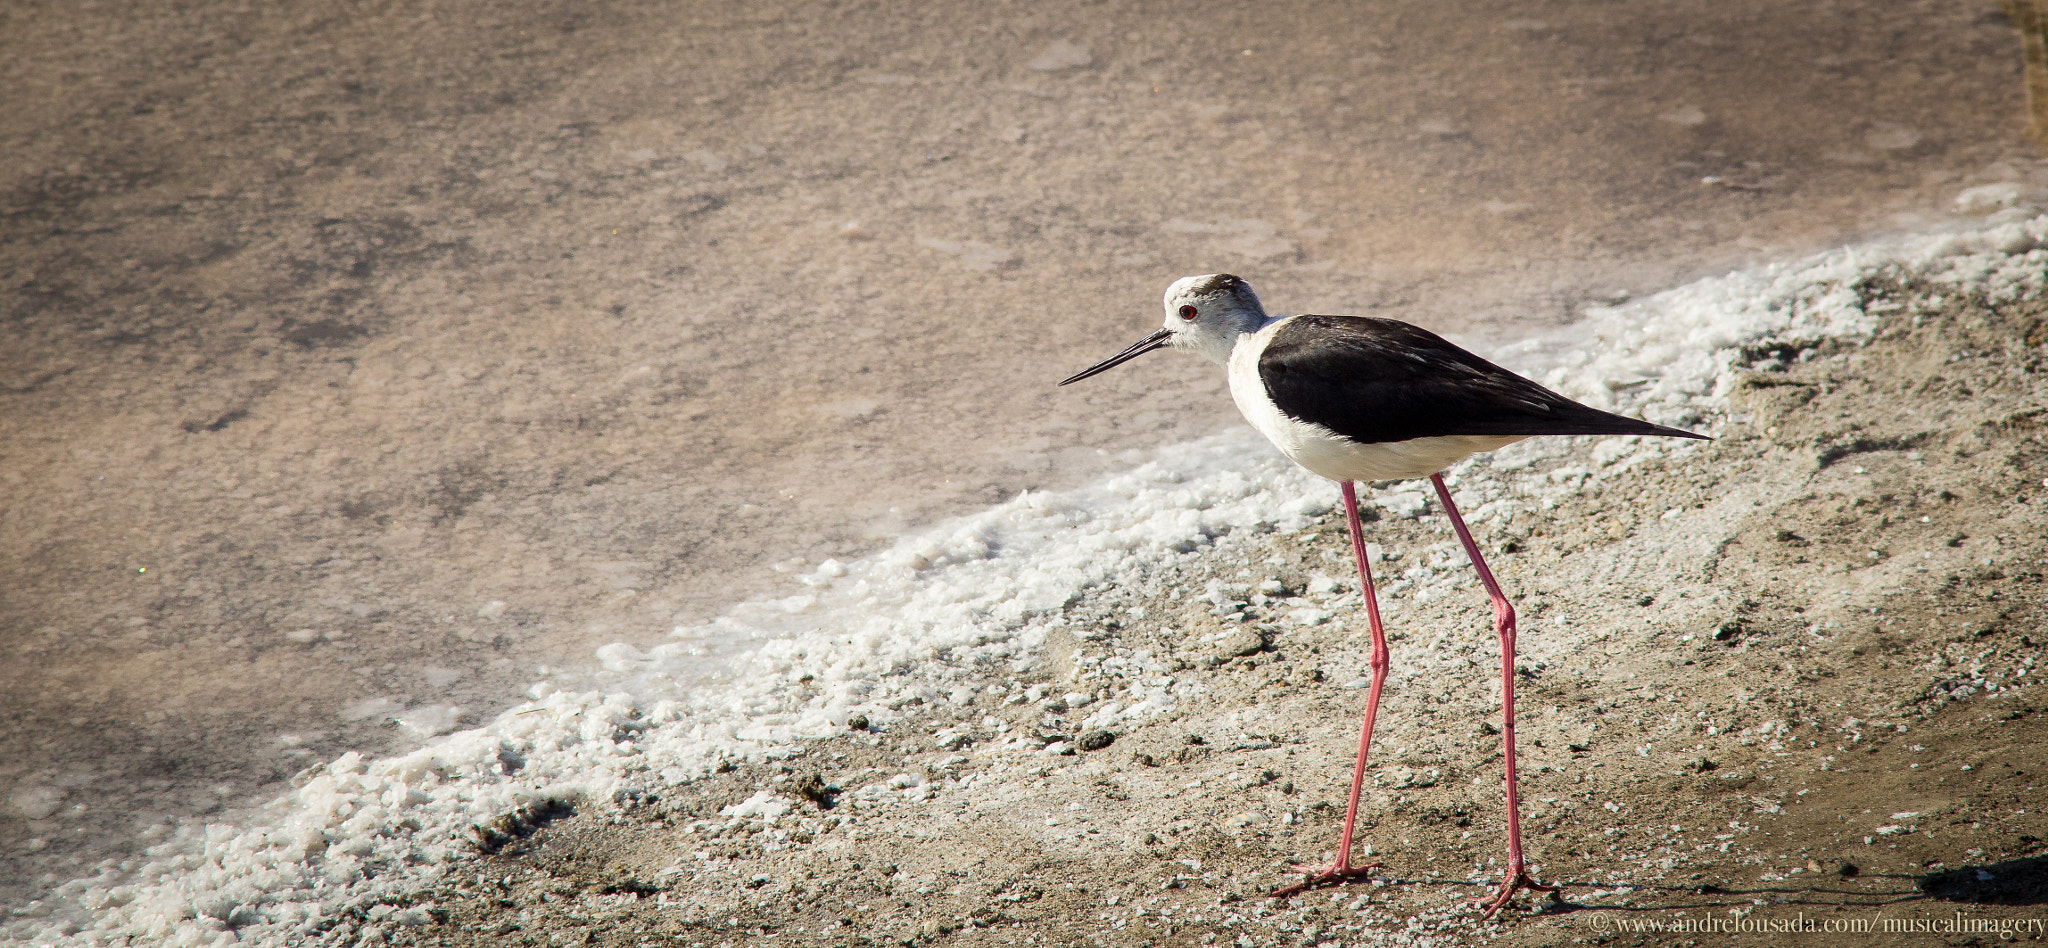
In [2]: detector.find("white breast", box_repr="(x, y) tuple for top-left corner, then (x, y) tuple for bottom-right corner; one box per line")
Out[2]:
(1225, 322), (1525, 483)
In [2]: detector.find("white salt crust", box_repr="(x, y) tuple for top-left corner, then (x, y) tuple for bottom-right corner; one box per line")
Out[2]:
(9, 212), (2046, 946)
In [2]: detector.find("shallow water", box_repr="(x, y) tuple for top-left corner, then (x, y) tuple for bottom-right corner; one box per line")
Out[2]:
(0, 0), (2036, 908)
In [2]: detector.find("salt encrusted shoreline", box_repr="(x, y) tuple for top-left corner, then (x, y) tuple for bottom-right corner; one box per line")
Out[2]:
(409, 234), (2048, 948)
(10, 214), (2048, 947)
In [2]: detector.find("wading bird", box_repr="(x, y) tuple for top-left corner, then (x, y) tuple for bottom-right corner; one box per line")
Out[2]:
(1060, 274), (1706, 915)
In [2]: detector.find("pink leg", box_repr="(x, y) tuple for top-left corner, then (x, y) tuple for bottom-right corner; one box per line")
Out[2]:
(1429, 474), (1557, 917)
(1272, 481), (1390, 898)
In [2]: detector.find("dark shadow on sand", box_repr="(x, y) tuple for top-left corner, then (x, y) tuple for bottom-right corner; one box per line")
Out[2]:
(1919, 855), (2048, 906)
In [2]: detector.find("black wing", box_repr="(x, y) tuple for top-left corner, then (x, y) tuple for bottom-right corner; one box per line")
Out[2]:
(1258, 314), (1709, 445)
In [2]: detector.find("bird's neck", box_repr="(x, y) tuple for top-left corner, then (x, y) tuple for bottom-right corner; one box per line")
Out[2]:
(1192, 312), (1279, 365)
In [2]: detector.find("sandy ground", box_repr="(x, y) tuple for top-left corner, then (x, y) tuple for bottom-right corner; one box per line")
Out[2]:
(0, 0), (2041, 912)
(375, 269), (2048, 945)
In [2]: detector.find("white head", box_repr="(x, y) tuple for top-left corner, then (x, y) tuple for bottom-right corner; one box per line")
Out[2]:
(1059, 274), (1271, 385)
(1161, 273), (1270, 365)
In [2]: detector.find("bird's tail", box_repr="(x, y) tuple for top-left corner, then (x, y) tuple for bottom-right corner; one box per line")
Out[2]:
(1546, 407), (1711, 441)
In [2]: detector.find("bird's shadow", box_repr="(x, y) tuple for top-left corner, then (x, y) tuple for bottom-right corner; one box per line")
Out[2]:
(1918, 854), (2048, 906)
(1338, 855), (2048, 917)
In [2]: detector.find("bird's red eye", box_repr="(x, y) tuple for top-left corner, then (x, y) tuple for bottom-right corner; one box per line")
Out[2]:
(1179, 304), (1198, 320)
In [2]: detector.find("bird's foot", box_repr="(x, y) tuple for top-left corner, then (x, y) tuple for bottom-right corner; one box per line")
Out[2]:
(1269, 859), (1381, 899)
(1470, 870), (1558, 918)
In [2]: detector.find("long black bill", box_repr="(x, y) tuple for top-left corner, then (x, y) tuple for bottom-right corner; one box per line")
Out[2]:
(1059, 328), (1173, 385)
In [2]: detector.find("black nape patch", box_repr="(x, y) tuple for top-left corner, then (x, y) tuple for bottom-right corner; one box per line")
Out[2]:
(1186, 273), (1247, 297)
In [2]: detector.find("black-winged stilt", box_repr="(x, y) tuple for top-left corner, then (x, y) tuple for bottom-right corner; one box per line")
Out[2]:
(1060, 274), (1707, 915)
